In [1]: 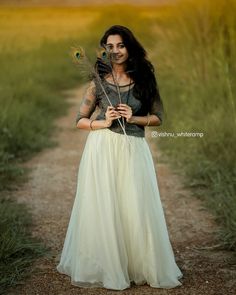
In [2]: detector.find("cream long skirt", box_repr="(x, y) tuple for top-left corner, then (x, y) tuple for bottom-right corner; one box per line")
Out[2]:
(56, 128), (183, 290)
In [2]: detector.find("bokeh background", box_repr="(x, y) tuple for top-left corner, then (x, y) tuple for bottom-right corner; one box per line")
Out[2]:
(0, 0), (235, 292)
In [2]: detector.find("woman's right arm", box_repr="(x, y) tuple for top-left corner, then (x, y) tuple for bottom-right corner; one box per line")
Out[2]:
(76, 81), (121, 130)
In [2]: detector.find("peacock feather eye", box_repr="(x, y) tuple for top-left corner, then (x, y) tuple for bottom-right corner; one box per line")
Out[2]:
(96, 47), (110, 62)
(70, 46), (86, 65)
(102, 51), (107, 59)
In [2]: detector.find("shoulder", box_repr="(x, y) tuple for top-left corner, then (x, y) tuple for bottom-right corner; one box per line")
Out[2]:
(88, 80), (96, 89)
(82, 80), (97, 100)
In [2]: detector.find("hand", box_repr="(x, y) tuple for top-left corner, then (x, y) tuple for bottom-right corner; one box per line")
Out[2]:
(105, 106), (121, 127)
(116, 104), (133, 122)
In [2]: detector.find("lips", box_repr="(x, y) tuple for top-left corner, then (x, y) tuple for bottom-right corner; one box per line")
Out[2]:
(112, 53), (122, 58)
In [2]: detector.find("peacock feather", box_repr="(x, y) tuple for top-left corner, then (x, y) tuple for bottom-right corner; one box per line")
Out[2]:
(70, 46), (86, 65)
(96, 46), (124, 126)
(95, 47), (113, 76)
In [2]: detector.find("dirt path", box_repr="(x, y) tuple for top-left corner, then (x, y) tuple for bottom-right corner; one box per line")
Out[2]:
(7, 86), (236, 295)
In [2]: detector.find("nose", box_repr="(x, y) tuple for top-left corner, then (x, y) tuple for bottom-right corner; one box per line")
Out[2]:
(112, 46), (120, 53)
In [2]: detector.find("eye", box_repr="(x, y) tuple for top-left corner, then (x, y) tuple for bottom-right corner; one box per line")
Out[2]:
(105, 44), (113, 51)
(118, 44), (125, 48)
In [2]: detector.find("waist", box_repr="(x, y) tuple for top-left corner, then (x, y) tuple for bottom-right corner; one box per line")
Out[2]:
(109, 120), (145, 138)
(95, 116), (145, 137)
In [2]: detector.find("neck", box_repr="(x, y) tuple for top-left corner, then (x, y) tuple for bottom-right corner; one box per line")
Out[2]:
(112, 63), (126, 79)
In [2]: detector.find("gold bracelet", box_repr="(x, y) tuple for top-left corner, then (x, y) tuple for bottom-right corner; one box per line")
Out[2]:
(90, 119), (95, 130)
(146, 114), (151, 126)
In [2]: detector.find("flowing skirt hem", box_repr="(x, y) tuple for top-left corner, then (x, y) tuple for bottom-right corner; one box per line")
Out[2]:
(57, 265), (183, 290)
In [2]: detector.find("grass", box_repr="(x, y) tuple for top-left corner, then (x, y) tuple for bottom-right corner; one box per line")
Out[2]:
(0, 7), (100, 51)
(149, 0), (236, 249)
(0, 7), (99, 188)
(0, 197), (49, 294)
(0, 7), (100, 292)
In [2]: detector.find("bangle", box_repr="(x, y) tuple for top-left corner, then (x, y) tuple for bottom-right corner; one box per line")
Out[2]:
(90, 119), (95, 130)
(146, 114), (151, 126)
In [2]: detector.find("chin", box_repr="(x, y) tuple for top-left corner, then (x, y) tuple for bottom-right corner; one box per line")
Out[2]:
(114, 59), (127, 65)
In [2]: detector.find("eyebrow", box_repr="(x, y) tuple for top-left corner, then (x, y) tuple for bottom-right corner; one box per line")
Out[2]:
(106, 42), (124, 45)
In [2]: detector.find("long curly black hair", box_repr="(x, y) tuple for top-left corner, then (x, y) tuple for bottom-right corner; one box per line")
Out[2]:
(96, 24), (163, 115)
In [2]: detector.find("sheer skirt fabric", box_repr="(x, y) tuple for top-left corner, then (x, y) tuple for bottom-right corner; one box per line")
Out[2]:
(56, 128), (183, 290)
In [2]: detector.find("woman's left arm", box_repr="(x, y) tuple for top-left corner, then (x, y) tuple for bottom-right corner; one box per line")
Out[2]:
(127, 114), (161, 126)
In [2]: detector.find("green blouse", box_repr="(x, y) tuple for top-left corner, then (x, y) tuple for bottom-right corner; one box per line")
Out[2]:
(76, 79), (163, 137)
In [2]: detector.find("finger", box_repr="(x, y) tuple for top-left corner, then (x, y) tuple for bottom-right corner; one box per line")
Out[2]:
(117, 110), (126, 114)
(109, 114), (121, 118)
(117, 106), (130, 111)
(106, 110), (117, 116)
(117, 103), (128, 107)
(107, 106), (115, 110)
(108, 113), (119, 118)
(117, 110), (130, 115)
(116, 107), (127, 112)
(111, 110), (121, 115)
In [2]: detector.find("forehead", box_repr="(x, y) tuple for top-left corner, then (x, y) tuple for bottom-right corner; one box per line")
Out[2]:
(106, 34), (123, 44)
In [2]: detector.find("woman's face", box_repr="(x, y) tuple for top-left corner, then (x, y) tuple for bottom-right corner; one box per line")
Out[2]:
(105, 34), (129, 65)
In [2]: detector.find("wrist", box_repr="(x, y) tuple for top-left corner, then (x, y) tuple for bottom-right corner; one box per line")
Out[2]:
(126, 116), (135, 124)
(104, 119), (112, 128)
(90, 119), (95, 130)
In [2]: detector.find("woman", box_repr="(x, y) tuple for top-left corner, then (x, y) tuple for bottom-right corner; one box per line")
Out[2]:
(56, 25), (183, 290)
